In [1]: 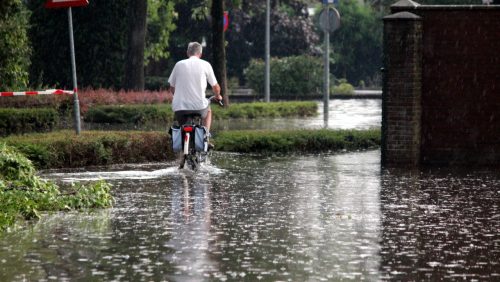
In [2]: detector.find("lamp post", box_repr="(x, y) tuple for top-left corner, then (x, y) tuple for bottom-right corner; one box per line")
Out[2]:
(265, 0), (271, 102)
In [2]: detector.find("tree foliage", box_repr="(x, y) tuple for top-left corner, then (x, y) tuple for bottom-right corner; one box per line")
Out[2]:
(316, 0), (383, 86)
(226, 0), (319, 83)
(167, 0), (212, 67)
(0, 0), (31, 91)
(27, 0), (130, 89)
(146, 0), (177, 64)
(27, 0), (176, 90)
(244, 55), (323, 98)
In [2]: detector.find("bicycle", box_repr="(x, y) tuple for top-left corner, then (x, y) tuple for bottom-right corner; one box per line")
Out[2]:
(170, 96), (223, 170)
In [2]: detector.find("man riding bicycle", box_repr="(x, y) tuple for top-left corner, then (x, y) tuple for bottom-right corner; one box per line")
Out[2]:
(168, 41), (222, 132)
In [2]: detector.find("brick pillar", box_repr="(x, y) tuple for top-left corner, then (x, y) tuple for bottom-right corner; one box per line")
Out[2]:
(382, 12), (422, 167)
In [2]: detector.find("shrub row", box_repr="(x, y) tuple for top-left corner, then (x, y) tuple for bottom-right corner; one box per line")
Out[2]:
(84, 101), (318, 124)
(83, 104), (172, 124)
(78, 89), (172, 114)
(1, 128), (380, 169)
(0, 89), (172, 112)
(213, 101), (317, 119)
(0, 143), (113, 231)
(214, 129), (381, 153)
(0, 108), (59, 136)
(2, 131), (174, 169)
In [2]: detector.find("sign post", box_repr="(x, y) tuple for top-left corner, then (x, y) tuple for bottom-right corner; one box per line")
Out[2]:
(319, 1), (340, 127)
(45, 0), (89, 135)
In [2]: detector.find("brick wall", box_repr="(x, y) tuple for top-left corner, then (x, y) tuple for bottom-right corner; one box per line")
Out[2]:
(382, 12), (423, 167)
(383, 2), (500, 166)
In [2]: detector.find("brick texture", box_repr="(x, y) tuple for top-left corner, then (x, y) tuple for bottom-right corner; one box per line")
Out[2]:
(384, 5), (500, 166)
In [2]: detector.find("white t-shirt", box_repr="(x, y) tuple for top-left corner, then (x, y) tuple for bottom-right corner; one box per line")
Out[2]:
(168, 56), (218, 112)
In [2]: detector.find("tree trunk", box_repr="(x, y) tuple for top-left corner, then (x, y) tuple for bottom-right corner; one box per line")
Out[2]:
(211, 0), (229, 105)
(123, 0), (147, 91)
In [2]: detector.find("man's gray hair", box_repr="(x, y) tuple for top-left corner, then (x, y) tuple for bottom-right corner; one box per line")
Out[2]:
(187, 42), (203, 56)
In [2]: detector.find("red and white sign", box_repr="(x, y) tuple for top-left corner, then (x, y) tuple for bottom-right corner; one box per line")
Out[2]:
(223, 11), (229, 32)
(45, 0), (89, 9)
(0, 89), (74, 97)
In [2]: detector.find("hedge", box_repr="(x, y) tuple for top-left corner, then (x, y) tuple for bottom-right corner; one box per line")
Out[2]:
(0, 108), (59, 136)
(214, 129), (381, 153)
(2, 131), (174, 169)
(83, 101), (318, 124)
(213, 101), (317, 119)
(83, 104), (173, 124)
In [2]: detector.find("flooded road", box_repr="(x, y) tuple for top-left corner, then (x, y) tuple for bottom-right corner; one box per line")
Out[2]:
(215, 99), (382, 131)
(1, 150), (499, 281)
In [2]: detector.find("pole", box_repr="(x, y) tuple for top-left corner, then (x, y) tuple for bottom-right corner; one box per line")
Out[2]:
(265, 0), (271, 102)
(68, 7), (81, 135)
(323, 6), (330, 127)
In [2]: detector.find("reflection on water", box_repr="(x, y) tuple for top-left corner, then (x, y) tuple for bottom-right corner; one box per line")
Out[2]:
(216, 100), (382, 131)
(1, 150), (499, 281)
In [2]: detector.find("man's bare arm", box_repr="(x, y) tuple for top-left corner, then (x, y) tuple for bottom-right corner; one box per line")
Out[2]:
(212, 83), (222, 100)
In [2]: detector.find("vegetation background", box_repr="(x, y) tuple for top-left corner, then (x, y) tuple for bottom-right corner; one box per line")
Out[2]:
(0, 0), (491, 92)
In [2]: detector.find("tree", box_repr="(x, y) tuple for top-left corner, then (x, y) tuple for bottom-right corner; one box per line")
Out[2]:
(167, 0), (212, 70)
(226, 0), (319, 84)
(0, 0), (31, 91)
(28, 0), (129, 89)
(145, 0), (177, 64)
(27, 0), (176, 90)
(316, 0), (383, 86)
(123, 0), (148, 91)
(211, 0), (228, 98)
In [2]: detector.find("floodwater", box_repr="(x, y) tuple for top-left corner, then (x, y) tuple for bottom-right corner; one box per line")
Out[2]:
(215, 99), (382, 131)
(2, 98), (499, 280)
(1, 151), (499, 281)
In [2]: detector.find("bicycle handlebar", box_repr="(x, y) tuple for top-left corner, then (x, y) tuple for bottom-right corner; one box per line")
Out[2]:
(208, 95), (224, 107)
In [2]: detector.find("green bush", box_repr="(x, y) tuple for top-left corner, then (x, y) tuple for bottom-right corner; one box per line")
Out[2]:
(84, 104), (173, 124)
(0, 108), (59, 136)
(1, 130), (173, 169)
(0, 128), (380, 170)
(244, 55), (323, 99)
(213, 101), (317, 119)
(84, 101), (317, 124)
(145, 76), (170, 91)
(332, 79), (355, 95)
(214, 129), (380, 153)
(0, 0), (31, 90)
(0, 143), (113, 231)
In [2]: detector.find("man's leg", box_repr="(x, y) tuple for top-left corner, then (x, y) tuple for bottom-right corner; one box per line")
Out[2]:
(202, 108), (212, 131)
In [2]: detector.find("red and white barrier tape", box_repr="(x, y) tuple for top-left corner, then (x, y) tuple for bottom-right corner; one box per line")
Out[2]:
(0, 89), (74, 97)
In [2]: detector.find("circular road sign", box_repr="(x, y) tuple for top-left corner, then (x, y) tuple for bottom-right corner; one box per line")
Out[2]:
(319, 7), (340, 33)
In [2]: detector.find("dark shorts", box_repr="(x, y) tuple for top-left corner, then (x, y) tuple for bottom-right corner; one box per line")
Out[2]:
(174, 106), (209, 125)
